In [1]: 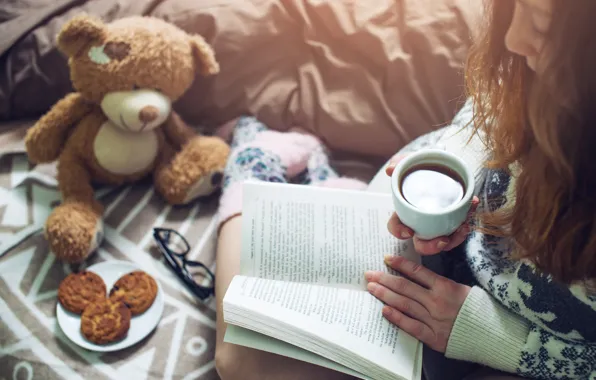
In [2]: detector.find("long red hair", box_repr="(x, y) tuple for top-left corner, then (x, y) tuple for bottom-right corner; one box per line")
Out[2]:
(466, 0), (596, 284)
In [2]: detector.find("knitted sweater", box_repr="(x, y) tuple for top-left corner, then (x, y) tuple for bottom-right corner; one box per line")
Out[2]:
(400, 99), (596, 379)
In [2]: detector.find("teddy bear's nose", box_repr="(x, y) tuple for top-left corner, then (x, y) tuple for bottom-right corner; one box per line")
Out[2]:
(139, 106), (159, 123)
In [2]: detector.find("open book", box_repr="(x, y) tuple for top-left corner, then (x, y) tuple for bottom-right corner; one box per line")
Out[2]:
(223, 181), (423, 380)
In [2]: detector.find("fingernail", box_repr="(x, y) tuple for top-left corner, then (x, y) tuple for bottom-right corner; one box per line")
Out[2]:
(384, 255), (394, 265)
(382, 306), (393, 317)
(367, 282), (378, 292)
(437, 240), (449, 250)
(364, 271), (375, 282)
(400, 231), (412, 239)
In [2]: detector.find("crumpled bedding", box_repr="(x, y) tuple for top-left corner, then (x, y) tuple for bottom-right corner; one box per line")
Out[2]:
(0, 0), (482, 160)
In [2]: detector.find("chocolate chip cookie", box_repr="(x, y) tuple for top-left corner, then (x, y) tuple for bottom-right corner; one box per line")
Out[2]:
(58, 271), (107, 314)
(109, 271), (158, 315)
(80, 299), (131, 344)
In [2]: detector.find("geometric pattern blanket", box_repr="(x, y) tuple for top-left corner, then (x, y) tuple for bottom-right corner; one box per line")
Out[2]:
(0, 150), (220, 380)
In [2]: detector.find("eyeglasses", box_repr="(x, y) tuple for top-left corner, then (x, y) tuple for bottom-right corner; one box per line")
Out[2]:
(152, 228), (215, 301)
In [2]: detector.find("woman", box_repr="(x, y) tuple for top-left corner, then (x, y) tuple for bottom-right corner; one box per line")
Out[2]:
(214, 0), (596, 379)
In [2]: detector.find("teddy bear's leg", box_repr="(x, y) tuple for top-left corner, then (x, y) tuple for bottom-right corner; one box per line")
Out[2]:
(45, 151), (104, 263)
(154, 136), (231, 205)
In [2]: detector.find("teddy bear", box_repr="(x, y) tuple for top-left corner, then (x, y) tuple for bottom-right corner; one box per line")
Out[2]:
(24, 14), (230, 264)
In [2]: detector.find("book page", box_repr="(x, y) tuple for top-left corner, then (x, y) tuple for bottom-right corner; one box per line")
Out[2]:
(224, 276), (418, 380)
(413, 342), (423, 380)
(224, 325), (370, 380)
(225, 326), (423, 380)
(240, 181), (418, 289)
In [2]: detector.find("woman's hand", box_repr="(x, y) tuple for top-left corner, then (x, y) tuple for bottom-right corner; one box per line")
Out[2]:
(385, 154), (479, 255)
(365, 255), (471, 353)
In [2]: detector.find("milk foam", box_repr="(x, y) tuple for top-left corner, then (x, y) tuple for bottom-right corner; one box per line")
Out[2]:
(401, 170), (464, 212)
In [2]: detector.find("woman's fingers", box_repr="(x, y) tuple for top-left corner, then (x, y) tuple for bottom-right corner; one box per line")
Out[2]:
(412, 236), (450, 255)
(394, 195), (480, 254)
(440, 225), (470, 252)
(367, 282), (430, 322)
(365, 270), (431, 306)
(387, 213), (415, 240)
(471, 195), (480, 209)
(385, 154), (408, 177)
(440, 196), (479, 251)
(383, 255), (438, 288)
(381, 306), (436, 345)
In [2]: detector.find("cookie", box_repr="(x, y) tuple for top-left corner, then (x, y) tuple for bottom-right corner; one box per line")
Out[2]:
(109, 271), (158, 315)
(80, 299), (131, 345)
(57, 271), (107, 314)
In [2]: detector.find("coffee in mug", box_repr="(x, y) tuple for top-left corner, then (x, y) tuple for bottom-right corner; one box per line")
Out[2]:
(399, 164), (465, 212)
(390, 149), (475, 240)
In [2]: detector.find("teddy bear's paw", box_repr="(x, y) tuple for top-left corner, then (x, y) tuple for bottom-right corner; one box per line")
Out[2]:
(182, 170), (224, 203)
(158, 169), (223, 205)
(155, 135), (229, 204)
(44, 202), (104, 263)
(155, 167), (224, 205)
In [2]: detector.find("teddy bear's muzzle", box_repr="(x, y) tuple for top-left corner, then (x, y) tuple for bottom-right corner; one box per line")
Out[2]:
(139, 106), (160, 123)
(101, 89), (171, 132)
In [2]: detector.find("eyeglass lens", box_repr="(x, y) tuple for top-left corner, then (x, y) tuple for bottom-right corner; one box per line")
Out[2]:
(185, 261), (214, 288)
(157, 229), (189, 256)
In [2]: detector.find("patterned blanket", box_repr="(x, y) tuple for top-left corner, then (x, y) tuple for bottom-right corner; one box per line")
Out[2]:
(0, 120), (380, 380)
(0, 127), (221, 379)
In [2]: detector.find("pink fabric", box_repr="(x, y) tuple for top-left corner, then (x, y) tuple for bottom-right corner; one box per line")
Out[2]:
(217, 180), (245, 229)
(216, 128), (368, 230)
(249, 131), (321, 177)
(216, 130), (319, 228)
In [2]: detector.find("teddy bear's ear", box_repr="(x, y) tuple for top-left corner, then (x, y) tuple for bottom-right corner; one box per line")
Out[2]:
(189, 34), (220, 76)
(57, 14), (106, 57)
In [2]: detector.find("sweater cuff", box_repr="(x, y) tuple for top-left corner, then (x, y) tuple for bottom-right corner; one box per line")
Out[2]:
(445, 286), (530, 374)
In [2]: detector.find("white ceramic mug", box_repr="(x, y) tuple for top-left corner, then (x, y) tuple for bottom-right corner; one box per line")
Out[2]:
(390, 149), (475, 240)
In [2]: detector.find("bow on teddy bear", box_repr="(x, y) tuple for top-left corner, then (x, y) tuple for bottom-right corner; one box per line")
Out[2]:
(24, 15), (230, 264)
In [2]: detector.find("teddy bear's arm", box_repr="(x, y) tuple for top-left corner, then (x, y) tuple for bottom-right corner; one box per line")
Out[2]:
(25, 93), (93, 164)
(162, 111), (198, 149)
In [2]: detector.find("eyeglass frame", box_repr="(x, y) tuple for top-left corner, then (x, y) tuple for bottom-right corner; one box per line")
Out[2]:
(152, 227), (215, 301)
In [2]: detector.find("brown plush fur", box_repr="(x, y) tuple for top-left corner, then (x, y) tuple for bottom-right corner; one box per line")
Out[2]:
(25, 93), (93, 163)
(24, 14), (230, 264)
(57, 15), (219, 104)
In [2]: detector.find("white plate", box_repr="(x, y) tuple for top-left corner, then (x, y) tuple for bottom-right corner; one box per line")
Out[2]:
(56, 260), (164, 352)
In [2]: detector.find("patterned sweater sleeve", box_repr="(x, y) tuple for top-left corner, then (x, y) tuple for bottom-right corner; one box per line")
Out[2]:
(445, 286), (596, 379)
(443, 161), (596, 379)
